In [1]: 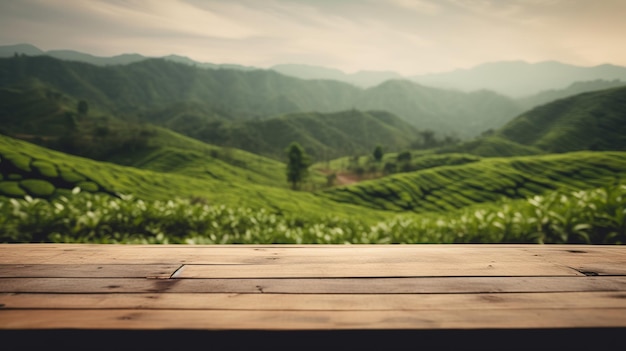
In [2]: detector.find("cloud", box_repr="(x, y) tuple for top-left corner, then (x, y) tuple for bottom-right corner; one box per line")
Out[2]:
(386, 0), (441, 15)
(0, 0), (625, 74)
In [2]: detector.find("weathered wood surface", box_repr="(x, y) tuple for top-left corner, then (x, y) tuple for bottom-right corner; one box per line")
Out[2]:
(1, 244), (626, 350)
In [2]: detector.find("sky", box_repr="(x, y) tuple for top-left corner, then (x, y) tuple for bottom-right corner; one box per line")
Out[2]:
(1, 0), (625, 75)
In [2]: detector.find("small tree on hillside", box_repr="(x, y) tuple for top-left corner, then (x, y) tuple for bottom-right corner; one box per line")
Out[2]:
(286, 142), (311, 190)
(397, 151), (412, 162)
(373, 145), (384, 162)
(77, 100), (89, 117)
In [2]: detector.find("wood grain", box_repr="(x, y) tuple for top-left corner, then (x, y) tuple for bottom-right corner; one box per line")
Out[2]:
(1, 243), (626, 340)
(3, 292), (626, 310)
(2, 276), (626, 293)
(0, 264), (181, 278)
(2, 308), (626, 330)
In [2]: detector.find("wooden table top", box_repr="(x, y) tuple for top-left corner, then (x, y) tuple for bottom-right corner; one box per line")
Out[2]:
(1, 244), (625, 350)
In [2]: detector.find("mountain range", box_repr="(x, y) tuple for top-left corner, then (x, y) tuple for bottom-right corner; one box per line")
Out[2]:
(0, 54), (522, 141)
(2, 43), (625, 98)
(1, 46), (626, 165)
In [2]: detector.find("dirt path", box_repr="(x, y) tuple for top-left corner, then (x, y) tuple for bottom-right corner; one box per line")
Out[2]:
(335, 173), (359, 186)
(317, 169), (361, 186)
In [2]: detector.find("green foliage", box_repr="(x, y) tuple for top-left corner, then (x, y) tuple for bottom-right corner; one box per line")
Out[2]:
(373, 145), (383, 162)
(286, 142), (311, 190)
(77, 99), (88, 116)
(2, 151), (32, 172)
(19, 179), (55, 197)
(76, 181), (99, 192)
(0, 181), (26, 197)
(397, 151), (412, 162)
(59, 168), (86, 183)
(32, 160), (58, 177)
(1, 184), (624, 244)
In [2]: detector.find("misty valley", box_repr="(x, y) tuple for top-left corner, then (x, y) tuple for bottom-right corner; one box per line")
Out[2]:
(1, 46), (625, 244)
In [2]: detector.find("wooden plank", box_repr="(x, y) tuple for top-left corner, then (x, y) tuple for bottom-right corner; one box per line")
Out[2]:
(176, 261), (580, 278)
(3, 292), (626, 311)
(0, 245), (619, 279)
(0, 264), (181, 279)
(2, 276), (626, 294)
(522, 246), (626, 275)
(2, 244), (614, 267)
(2, 308), (626, 330)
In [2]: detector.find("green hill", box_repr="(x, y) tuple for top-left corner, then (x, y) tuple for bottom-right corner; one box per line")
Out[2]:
(0, 134), (383, 219)
(0, 84), (313, 188)
(437, 135), (544, 158)
(196, 110), (421, 161)
(0, 55), (523, 139)
(320, 151), (626, 212)
(498, 86), (626, 153)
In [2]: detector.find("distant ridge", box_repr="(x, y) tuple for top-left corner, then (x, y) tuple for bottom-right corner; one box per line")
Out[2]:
(0, 43), (255, 70)
(3, 44), (626, 99)
(271, 63), (403, 88)
(411, 61), (626, 97)
(518, 79), (626, 109)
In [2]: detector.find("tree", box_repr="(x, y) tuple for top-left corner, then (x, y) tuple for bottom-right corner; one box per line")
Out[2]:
(285, 142), (311, 190)
(383, 161), (397, 175)
(420, 130), (436, 148)
(77, 100), (89, 116)
(373, 145), (384, 162)
(397, 151), (412, 162)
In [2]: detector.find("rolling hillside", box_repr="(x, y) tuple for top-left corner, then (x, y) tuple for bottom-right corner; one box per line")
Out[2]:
(497, 86), (626, 153)
(0, 134), (383, 219)
(0, 84), (302, 187)
(0, 83), (420, 162)
(4, 131), (624, 222)
(194, 110), (421, 161)
(2, 133), (625, 244)
(320, 151), (626, 212)
(0, 55), (523, 139)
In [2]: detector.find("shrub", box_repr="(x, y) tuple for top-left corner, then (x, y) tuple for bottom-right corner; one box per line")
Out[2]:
(19, 179), (55, 197)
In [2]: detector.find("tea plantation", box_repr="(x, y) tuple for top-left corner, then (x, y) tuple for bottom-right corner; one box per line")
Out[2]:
(2, 133), (625, 244)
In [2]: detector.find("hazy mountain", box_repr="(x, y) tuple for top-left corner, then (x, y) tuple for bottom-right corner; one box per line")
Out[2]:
(0, 43), (255, 70)
(271, 63), (403, 88)
(46, 50), (147, 66)
(517, 79), (626, 110)
(497, 86), (626, 153)
(0, 55), (523, 139)
(0, 43), (44, 56)
(412, 61), (626, 97)
(192, 110), (421, 160)
(355, 80), (522, 137)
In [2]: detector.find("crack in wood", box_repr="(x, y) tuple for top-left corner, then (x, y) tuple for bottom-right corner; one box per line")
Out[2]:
(169, 265), (185, 279)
